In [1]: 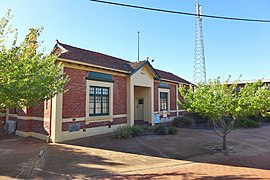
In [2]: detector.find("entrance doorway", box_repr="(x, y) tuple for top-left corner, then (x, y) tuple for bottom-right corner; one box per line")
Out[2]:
(136, 98), (144, 120)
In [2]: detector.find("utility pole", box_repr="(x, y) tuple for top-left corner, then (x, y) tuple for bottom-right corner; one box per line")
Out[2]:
(193, 0), (206, 84)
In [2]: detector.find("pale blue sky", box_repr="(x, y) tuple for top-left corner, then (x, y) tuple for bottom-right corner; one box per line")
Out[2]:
(1, 0), (270, 83)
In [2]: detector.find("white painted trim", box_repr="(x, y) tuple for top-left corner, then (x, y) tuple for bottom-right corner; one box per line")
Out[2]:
(113, 114), (127, 118)
(86, 116), (113, 123)
(9, 114), (50, 122)
(57, 44), (68, 53)
(158, 88), (170, 113)
(58, 57), (131, 74)
(62, 117), (86, 122)
(176, 84), (179, 116)
(86, 80), (114, 121)
(8, 114), (17, 118)
(178, 109), (187, 112)
(15, 130), (31, 137)
(15, 130), (48, 141)
(170, 110), (177, 113)
(50, 66), (64, 143)
(61, 114), (127, 123)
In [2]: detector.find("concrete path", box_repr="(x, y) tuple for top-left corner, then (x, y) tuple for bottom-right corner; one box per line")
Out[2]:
(0, 135), (46, 179)
(1, 126), (270, 179)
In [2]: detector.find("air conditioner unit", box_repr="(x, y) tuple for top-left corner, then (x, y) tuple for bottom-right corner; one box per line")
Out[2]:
(6, 120), (16, 134)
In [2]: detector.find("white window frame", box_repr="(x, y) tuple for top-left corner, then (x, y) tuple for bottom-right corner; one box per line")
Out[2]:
(158, 88), (170, 114)
(86, 80), (113, 122)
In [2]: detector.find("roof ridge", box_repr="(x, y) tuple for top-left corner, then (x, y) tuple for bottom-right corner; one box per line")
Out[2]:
(58, 42), (132, 64)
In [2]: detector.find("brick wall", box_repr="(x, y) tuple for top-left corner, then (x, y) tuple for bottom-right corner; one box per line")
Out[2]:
(27, 100), (51, 118)
(31, 120), (49, 135)
(17, 109), (26, 116)
(62, 67), (87, 119)
(170, 84), (176, 111)
(27, 102), (44, 117)
(154, 81), (177, 112)
(113, 75), (127, 115)
(16, 119), (31, 132)
(170, 112), (177, 117)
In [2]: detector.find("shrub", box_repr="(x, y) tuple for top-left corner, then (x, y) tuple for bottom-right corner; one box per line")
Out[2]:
(171, 116), (195, 128)
(131, 125), (153, 137)
(242, 119), (260, 128)
(154, 124), (167, 135)
(234, 118), (244, 128)
(167, 126), (177, 135)
(185, 112), (208, 125)
(113, 125), (153, 139)
(260, 117), (270, 124)
(234, 118), (260, 129)
(112, 125), (133, 139)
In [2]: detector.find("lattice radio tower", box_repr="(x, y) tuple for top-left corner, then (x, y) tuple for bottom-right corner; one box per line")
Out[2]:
(193, 0), (206, 84)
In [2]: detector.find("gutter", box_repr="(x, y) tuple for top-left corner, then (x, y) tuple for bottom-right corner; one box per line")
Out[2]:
(57, 57), (131, 74)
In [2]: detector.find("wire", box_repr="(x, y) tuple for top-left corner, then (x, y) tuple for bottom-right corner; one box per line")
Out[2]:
(89, 0), (270, 23)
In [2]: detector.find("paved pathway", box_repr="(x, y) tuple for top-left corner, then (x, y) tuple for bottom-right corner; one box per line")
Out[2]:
(1, 126), (270, 179)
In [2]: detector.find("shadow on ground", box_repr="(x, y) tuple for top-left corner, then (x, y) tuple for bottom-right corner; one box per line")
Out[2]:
(62, 126), (270, 172)
(110, 172), (264, 180)
(32, 144), (127, 179)
(1, 126), (270, 179)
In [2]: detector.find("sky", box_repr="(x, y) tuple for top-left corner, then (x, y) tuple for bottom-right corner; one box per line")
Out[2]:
(1, 0), (270, 83)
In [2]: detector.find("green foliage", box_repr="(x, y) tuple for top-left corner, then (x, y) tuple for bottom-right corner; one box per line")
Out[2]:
(179, 77), (270, 123)
(185, 112), (209, 125)
(112, 125), (133, 139)
(171, 116), (195, 128)
(242, 119), (260, 128)
(260, 117), (270, 124)
(0, 10), (69, 109)
(234, 118), (260, 129)
(130, 125), (153, 137)
(167, 126), (178, 135)
(179, 76), (270, 150)
(113, 124), (178, 138)
(112, 125), (153, 139)
(153, 124), (167, 135)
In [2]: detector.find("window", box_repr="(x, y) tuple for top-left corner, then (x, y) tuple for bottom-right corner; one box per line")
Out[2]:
(160, 92), (168, 111)
(89, 86), (109, 116)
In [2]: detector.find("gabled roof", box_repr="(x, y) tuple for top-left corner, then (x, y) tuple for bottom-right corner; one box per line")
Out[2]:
(129, 60), (160, 79)
(54, 41), (193, 85)
(56, 42), (133, 72)
(155, 69), (193, 85)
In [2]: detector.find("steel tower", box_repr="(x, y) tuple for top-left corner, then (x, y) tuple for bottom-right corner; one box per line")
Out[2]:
(193, 0), (206, 84)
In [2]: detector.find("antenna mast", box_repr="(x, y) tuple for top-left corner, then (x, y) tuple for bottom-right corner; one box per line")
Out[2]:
(193, 0), (206, 84)
(137, 31), (140, 62)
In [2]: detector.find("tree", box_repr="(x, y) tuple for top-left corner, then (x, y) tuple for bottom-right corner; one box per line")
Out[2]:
(0, 10), (68, 110)
(179, 77), (270, 151)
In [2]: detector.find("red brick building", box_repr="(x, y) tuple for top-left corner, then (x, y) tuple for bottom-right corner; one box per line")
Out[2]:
(6, 41), (193, 142)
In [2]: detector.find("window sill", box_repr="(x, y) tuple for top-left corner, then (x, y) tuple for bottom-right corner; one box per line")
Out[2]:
(86, 115), (113, 123)
(159, 111), (171, 115)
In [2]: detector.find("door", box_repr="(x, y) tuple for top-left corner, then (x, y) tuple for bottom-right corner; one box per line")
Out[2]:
(136, 98), (144, 120)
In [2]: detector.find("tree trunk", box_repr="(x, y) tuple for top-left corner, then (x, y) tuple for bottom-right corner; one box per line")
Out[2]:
(222, 133), (227, 151)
